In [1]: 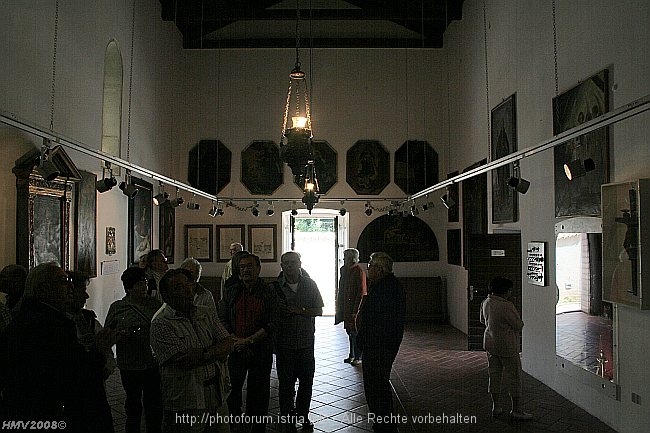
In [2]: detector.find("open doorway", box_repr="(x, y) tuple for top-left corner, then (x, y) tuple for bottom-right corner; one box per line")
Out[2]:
(282, 209), (348, 316)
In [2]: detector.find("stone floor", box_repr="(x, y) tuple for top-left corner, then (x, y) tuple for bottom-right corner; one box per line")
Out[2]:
(106, 317), (617, 433)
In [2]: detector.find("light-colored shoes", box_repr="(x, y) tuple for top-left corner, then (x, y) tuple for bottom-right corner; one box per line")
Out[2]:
(510, 411), (533, 421)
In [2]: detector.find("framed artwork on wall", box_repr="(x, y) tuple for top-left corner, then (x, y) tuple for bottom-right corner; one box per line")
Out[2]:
(75, 170), (98, 277)
(553, 69), (609, 217)
(346, 140), (390, 195)
(106, 227), (116, 255)
(128, 176), (153, 267)
(31, 185), (71, 269)
(184, 224), (214, 262)
(159, 205), (175, 264)
(217, 225), (245, 262)
(491, 93), (518, 223)
(248, 224), (277, 262)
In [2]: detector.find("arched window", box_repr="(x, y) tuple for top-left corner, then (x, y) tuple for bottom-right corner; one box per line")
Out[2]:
(101, 40), (123, 171)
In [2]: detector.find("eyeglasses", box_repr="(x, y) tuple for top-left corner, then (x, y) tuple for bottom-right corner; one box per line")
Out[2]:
(57, 276), (73, 285)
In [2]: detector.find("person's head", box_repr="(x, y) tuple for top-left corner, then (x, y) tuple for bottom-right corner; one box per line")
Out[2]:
(280, 251), (302, 283)
(230, 242), (243, 257)
(138, 253), (148, 269)
(239, 253), (261, 287)
(230, 250), (250, 279)
(367, 252), (393, 282)
(121, 267), (148, 299)
(67, 270), (90, 313)
(489, 276), (514, 297)
(146, 249), (168, 273)
(0, 264), (28, 308)
(24, 262), (72, 312)
(343, 248), (360, 267)
(159, 268), (195, 314)
(180, 257), (202, 283)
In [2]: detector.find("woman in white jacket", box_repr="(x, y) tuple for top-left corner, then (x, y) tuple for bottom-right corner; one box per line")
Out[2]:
(480, 276), (532, 421)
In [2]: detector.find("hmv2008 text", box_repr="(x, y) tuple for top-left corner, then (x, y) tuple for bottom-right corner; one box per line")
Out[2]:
(1, 420), (67, 430)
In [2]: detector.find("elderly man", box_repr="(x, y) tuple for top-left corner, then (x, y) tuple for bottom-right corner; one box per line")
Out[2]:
(3, 262), (113, 432)
(335, 248), (367, 366)
(357, 252), (406, 433)
(181, 257), (218, 315)
(146, 249), (169, 301)
(151, 268), (234, 433)
(220, 242), (243, 299)
(272, 251), (324, 433)
(220, 253), (274, 433)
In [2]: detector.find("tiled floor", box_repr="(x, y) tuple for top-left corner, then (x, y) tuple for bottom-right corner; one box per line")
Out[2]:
(107, 317), (617, 433)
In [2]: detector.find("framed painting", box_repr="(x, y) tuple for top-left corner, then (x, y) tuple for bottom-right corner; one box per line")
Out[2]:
(159, 205), (175, 264)
(75, 170), (97, 277)
(248, 224), (277, 262)
(293, 140), (338, 194)
(30, 185), (71, 269)
(184, 224), (214, 262)
(553, 69), (609, 217)
(394, 140), (438, 195)
(346, 140), (390, 195)
(241, 140), (283, 194)
(128, 176), (153, 267)
(106, 227), (116, 255)
(491, 93), (518, 223)
(217, 225), (245, 262)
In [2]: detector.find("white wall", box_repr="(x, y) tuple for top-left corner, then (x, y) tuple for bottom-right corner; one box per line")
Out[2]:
(444, 1), (650, 431)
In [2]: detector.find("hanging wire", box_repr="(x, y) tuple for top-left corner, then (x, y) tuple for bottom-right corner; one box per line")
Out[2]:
(482, 0), (491, 159)
(49, 0), (60, 131)
(445, 0), (452, 178)
(126, 0), (137, 162)
(552, 0), (559, 96)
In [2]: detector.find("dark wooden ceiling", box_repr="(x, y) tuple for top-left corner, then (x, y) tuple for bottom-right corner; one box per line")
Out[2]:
(159, 0), (464, 49)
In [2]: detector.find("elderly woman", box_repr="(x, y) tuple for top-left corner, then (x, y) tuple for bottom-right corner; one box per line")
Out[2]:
(105, 267), (163, 433)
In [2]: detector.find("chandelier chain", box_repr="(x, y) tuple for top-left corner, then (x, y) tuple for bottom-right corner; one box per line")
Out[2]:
(294, 0), (301, 67)
(49, 0), (60, 131)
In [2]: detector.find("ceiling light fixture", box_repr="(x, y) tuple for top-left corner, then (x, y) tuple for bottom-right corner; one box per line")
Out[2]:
(280, 0), (314, 181)
(301, 161), (319, 214)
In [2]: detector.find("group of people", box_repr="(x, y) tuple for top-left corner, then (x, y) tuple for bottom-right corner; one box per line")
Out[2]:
(0, 245), (529, 433)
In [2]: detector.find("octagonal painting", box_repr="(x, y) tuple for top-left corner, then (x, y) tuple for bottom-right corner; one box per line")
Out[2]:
(188, 139), (231, 195)
(293, 140), (337, 195)
(346, 140), (390, 195)
(241, 140), (283, 195)
(394, 140), (438, 195)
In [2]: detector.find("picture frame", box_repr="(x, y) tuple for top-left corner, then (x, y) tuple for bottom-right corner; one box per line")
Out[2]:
(184, 224), (214, 262)
(106, 227), (116, 255)
(346, 140), (391, 195)
(248, 224), (277, 262)
(128, 176), (153, 267)
(159, 205), (175, 264)
(75, 170), (98, 277)
(30, 182), (72, 269)
(216, 225), (245, 262)
(552, 69), (609, 217)
(491, 93), (518, 223)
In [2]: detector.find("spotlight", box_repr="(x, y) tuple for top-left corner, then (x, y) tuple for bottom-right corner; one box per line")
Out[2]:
(153, 191), (169, 206)
(251, 202), (260, 217)
(291, 209), (298, 216)
(36, 141), (60, 181)
(266, 202), (275, 216)
(339, 201), (347, 216)
(208, 203), (224, 217)
(119, 172), (139, 199)
(410, 205), (419, 216)
(508, 176), (531, 194)
(37, 158), (60, 181)
(564, 158), (595, 180)
(364, 202), (373, 216)
(440, 193), (455, 209)
(168, 197), (184, 207)
(187, 202), (200, 210)
(95, 176), (117, 193)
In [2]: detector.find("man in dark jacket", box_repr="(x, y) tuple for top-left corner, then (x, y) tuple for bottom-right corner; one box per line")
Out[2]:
(357, 252), (406, 433)
(220, 253), (274, 433)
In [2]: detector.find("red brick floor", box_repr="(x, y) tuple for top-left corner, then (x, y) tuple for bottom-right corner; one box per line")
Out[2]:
(106, 317), (617, 432)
